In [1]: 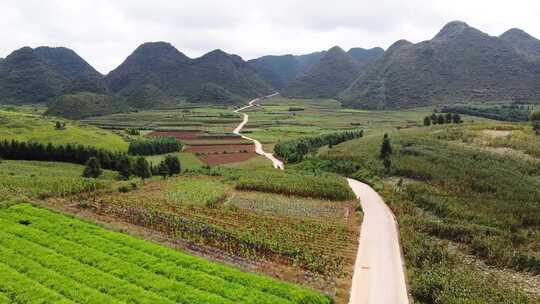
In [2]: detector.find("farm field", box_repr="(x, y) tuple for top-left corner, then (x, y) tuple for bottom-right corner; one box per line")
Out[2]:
(42, 168), (359, 303)
(316, 122), (540, 302)
(0, 110), (129, 151)
(0, 160), (117, 201)
(0, 203), (330, 304)
(81, 106), (241, 133)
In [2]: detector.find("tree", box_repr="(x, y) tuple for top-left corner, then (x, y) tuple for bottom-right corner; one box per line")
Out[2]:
(437, 114), (445, 124)
(423, 116), (431, 126)
(430, 113), (438, 125)
(445, 112), (453, 123)
(452, 113), (462, 124)
(118, 156), (132, 180)
(82, 157), (102, 178)
(133, 157), (151, 180)
(379, 134), (393, 160)
(531, 111), (540, 135)
(164, 155), (181, 176)
(156, 161), (170, 179)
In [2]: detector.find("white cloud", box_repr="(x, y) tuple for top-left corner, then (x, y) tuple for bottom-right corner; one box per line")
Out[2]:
(0, 0), (539, 74)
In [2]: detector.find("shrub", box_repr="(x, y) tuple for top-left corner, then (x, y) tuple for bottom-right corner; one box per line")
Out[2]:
(82, 157), (103, 178)
(128, 137), (182, 156)
(274, 130), (363, 163)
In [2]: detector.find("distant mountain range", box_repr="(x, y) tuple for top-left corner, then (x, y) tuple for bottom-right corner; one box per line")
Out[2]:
(340, 21), (540, 109)
(0, 20), (539, 116)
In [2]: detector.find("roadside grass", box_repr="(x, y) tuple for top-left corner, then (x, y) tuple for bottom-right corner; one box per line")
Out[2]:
(315, 122), (540, 302)
(0, 160), (116, 200)
(0, 203), (331, 304)
(0, 110), (128, 151)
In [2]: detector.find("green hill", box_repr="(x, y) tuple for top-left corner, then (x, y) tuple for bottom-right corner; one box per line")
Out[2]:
(0, 109), (128, 151)
(0, 47), (105, 104)
(283, 46), (363, 98)
(105, 42), (273, 107)
(45, 92), (127, 119)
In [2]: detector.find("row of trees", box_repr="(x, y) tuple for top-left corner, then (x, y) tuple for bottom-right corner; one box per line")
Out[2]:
(128, 137), (182, 156)
(274, 130), (364, 163)
(423, 113), (462, 126)
(82, 154), (181, 179)
(0, 139), (182, 180)
(0, 140), (129, 171)
(440, 105), (530, 122)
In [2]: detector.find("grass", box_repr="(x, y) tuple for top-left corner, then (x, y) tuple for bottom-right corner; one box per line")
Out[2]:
(0, 203), (330, 304)
(0, 110), (128, 151)
(244, 97), (433, 145)
(0, 160), (116, 200)
(146, 152), (204, 170)
(166, 177), (231, 206)
(225, 168), (355, 201)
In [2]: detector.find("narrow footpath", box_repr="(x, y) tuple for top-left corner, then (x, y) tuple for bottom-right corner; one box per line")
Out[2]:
(233, 95), (409, 304)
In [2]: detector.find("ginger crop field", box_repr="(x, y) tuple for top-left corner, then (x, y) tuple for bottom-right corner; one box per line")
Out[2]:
(0, 203), (331, 304)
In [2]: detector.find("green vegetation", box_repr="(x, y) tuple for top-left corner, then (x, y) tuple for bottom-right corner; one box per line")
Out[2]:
(0, 203), (330, 304)
(82, 157), (102, 178)
(320, 124), (540, 302)
(231, 169), (355, 201)
(166, 177), (230, 207)
(90, 173), (358, 279)
(0, 109), (128, 151)
(440, 104), (531, 122)
(0, 160), (115, 200)
(0, 139), (130, 171)
(45, 92), (127, 119)
(128, 137), (182, 156)
(531, 111), (540, 134)
(274, 130), (363, 163)
(146, 152), (203, 170)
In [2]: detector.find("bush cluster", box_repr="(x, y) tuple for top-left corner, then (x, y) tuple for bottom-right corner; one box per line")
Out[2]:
(128, 137), (182, 156)
(274, 130), (363, 163)
(0, 139), (129, 171)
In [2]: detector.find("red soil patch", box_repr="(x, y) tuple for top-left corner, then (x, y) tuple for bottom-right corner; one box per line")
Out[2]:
(186, 144), (255, 154)
(148, 131), (202, 140)
(186, 144), (257, 165)
(198, 153), (257, 165)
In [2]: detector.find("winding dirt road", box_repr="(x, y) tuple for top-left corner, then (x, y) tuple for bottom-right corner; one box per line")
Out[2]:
(232, 95), (408, 303)
(233, 94), (284, 169)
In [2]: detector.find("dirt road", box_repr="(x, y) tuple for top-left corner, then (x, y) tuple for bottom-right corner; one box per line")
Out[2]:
(233, 94), (284, 169)
(347, 178), (409, 304)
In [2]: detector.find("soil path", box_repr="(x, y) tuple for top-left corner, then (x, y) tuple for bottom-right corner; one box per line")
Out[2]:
(233, 94), (284, 169)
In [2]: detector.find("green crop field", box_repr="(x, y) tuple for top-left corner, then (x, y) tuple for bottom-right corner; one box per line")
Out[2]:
(0, 160), (117, 200)
(0, 203), (330, 304)
(82, 106), (241, 133)
(0, 110), (128, 151)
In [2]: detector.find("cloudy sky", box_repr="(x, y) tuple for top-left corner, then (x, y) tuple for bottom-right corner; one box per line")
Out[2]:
(1, 0), (539, 74)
